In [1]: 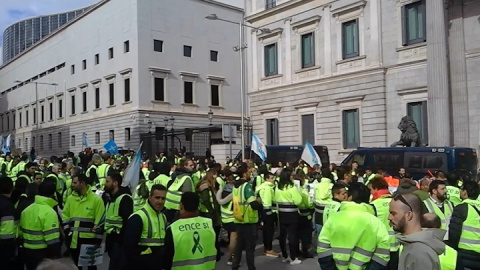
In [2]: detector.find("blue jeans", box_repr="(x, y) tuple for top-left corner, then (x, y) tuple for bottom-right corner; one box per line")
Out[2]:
(315, 224), (323, 235)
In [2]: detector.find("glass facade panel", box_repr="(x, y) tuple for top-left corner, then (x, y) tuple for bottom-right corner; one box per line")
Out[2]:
(342, 20), (359, 59)
(342, 109), (360, 149)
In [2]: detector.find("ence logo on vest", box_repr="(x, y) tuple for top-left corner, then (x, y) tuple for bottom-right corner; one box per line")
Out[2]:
(178, 221), (211, 232)
(381, 201), (390, 208)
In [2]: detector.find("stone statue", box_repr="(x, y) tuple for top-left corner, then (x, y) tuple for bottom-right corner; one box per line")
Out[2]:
(390, 115), (423, 147)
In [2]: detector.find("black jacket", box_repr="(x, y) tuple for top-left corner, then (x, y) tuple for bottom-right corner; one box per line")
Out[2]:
(0, 194), (15, 262)
(105, 187), (133, 251)
(449, 202), (480, 269)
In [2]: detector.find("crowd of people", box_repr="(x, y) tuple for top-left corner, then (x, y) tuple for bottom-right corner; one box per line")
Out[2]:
(0, 148), (479, 270)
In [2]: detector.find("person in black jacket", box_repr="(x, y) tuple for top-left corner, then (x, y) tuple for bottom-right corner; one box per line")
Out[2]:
(0, 176), (15, 269)
(448, 180), (480, 270)
(104, 173), (133, 270)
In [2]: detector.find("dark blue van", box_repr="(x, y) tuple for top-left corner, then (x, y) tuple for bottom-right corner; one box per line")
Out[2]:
(237, 145), (330, 168)
(341, 147), (478, 180)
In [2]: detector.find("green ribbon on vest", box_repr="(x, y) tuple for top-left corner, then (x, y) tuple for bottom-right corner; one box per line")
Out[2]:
(191, 231), (203, 254)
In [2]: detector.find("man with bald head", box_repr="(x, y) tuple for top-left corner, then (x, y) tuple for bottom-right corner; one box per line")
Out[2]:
(413, 177), (432, 201)
(389, 193), (445, 270)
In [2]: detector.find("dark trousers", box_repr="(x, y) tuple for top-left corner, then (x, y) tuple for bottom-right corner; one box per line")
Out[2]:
(0, 240), (16, 270)
(24, 248), (49, 270)
(214, 225), (222, 260)
(279, 222), (299, 260)
(262, 212), (276, 251)
(297, 216), (312, 249)
(108, 243), (127, 270)
(387, 251), (399, 270)
(232, 223), (257, 270)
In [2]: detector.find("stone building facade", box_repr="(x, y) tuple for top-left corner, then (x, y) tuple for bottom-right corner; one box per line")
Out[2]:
(245, 0), (480, 163)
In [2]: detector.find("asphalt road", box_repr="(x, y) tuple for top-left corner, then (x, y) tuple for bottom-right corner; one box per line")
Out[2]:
(88, 240), (320, 270)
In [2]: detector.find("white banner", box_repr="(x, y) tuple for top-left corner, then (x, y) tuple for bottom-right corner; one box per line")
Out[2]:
(78, 243), (105, 267)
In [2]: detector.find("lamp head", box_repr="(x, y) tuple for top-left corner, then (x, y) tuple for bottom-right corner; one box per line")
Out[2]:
(205, 14), (218, 20)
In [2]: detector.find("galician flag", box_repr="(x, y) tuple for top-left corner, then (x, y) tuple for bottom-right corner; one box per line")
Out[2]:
(122, 142), (143, 194)
(301, 141), (321, 167)
(251, 133), (267, 161)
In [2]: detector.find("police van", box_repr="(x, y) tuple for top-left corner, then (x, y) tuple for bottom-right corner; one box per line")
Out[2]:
(341, 147), (478, 180)
(237, 145), (330, 168)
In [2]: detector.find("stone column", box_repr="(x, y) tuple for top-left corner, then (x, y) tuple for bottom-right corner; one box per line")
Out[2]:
(448, 0), (469, 146)
(427, 0), (451, 146)
(323, 5), (332, 76)
(284, 18), (292, 83)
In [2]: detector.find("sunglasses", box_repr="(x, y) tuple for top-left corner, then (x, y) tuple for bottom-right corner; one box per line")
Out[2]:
(393, 193), (413, 212)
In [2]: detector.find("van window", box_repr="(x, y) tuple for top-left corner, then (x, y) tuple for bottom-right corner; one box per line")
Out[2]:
(352, 153), (366, 166)
(404, 152), (447, 174)
(373, 153), (403, 170)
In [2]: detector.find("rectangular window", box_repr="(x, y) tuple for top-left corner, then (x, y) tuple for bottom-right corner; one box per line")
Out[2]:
(301, 114), (315, 144)
(266, 118), (279, 145)
(264, 43), (278, 77)
(95, 88), (100, 109)
(265, 0), (276, 9)
(82, 59), (86, 70)
(41, 105), (45, 122)
(95, 54), (99, 65)
(40, 135), (44, 150)
(71, 135), (75, 146)
(58, 132), (62, 148)
(154, 78), (165, 101)
(19, 112), (22, 127)
(407, 101), (428, 145)
(124, 78), (130, 102)
(210, 50), (218, 62)
(125, 128), (131, 141)
(402, 0), (426, 46)
(184, 81), (193, 104)
(71, 95), (76, 115)
(109, 47), (114, 59)
(124, 40), (130, 53)
(26, 110), (29, 125)
(342, 109), (360, 149)
(58, 99), (63, 118)
(48, 134), (52, 149)
(49, 103), (53, 120)
(342, 19), (359, 59)
(109, 83), (115, 105)
(301, 32), (315, 68)
(71, 65), (75, 75)
(154, 40), (163, 52)
(183, 45), (192, 57)
(211, 85), (220, 106)
(33, 108), (36, 124)
(95, 132), (100, 144)
(82, 91), (87, 112)
(109, 130), (115, 141)
(12, 114), (15, 129)
(32, 137), (36, 149)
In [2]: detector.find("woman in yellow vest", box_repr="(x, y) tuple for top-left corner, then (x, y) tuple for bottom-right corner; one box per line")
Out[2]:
(274, 169), (303, 265)
(196, 169), (222, 261)
(216, 171), (237, 265)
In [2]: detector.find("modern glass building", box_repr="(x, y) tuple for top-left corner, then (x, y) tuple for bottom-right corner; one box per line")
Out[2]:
(2, 6), (94, 64)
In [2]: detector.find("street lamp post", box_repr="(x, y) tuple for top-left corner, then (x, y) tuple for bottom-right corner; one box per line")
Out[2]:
(208, 109), (214, 126)
(14, 80), (58, 152)
(169, 115), (175, 159)
(205, 14), (270, 161)
(164, 117), (169, 155)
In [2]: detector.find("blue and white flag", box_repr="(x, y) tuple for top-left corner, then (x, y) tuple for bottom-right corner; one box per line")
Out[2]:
(2, 135), (11, 153)
(251, 133), (267, 161)
(0, 136), (4, 149)
(82, 132), (91, 148)
(301, 141), (321, 167)
(5, 134), (11, 148)
(122, 142), (143, 194)
(103, 140), (119, 154)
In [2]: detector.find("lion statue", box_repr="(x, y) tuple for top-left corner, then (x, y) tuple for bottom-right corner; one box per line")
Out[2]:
(390, 116), (423, 147)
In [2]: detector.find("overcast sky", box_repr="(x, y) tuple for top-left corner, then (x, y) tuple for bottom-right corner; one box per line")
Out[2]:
(0, 0), (243, 64)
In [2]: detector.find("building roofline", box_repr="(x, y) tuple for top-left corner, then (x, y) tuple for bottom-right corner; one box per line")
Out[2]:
(0, 0), (110, 70)
(199, 0), (244, 12)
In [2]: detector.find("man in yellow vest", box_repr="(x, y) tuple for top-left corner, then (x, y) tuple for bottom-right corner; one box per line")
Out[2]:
(11, 154), (28, 181)
(256, 172), (279, 257)
(163, 192), (216, 270)
(104, 172), (133, 270)
(165, 159), (195, 222)
(62, 174), (105, 270)
(232, 166), (262, 270)
(97, 154), (114, 190)
(448, 180), (480, 270)
(421, 213), (463, 270)
(423, 180), (454, 240)
(85, 154), (102, 190)
(323, 182), (350, 224)
(318, 182), (390, 270)
(313, 168), (334, 234)
(0, 175), (15, 269)
(445, 172), (462, 205)
(19, 181), (61, 270)
(124, 184), (167, 269)
(389, 193), (445, 270)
